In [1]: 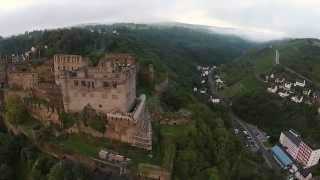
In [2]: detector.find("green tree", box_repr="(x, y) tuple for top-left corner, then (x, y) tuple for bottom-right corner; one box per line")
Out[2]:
(5, 96), (30, 125)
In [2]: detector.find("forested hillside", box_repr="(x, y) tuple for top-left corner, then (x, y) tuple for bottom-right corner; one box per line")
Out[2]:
(0, 23), (254, 86)
(0, 24), (285, 180)
(220, 38), (320, 153)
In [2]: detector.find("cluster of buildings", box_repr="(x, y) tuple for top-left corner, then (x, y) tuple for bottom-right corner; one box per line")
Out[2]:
(0, 53), (152, 150)
(265, 73), (320, 105)
(194, 65), (223, 104)
(271, 129), (320, 180)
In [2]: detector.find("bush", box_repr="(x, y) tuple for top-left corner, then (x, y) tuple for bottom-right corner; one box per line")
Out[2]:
(4, 96), (31, 125)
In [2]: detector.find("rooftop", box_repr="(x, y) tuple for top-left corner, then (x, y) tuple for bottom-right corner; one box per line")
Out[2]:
(283, 129), (302, 146)
(283, 129), (320, 149)
(271, 145), (293, 169)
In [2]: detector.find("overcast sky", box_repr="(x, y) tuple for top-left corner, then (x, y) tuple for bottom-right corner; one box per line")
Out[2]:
(1, 0), (320, 40)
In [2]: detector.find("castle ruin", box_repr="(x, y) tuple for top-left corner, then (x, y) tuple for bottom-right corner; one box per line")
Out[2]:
(1, 53), (152, 150)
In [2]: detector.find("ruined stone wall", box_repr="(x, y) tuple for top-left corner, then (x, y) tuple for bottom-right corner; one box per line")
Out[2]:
(28, 103), (60, 125)
(0, 72), (6, 88)
(34, 59), (55, 82)
(58, 54), (137, 114)
(8, 72), (39, 90)
(53, 54), (88, 84)
(65, 95), (152, 150)
(0, 61), (6, 88)
(61, 76), (135, 114)
(106, 95), (152, 150)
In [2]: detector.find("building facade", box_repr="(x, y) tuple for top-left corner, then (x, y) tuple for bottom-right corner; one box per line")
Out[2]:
(54, 54), (136, 114)
(280, 130), (320, 167)
(53, 54), (89, 85)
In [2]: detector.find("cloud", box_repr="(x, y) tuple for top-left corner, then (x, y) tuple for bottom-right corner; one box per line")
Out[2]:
(0, 0), (319, 40)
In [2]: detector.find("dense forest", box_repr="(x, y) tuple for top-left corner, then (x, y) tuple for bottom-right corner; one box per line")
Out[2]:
(0, 23), (254, 86)
(220, 38), (320, 175)
(0, 130), (93, 180)
(0, 24), (284, 179)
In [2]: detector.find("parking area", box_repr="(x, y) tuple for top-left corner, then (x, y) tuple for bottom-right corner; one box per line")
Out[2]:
(232, 119), (259, 152)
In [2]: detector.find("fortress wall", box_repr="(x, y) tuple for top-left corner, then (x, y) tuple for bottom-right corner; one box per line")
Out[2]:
(53, 54), (88, 84)
(28, 103), (60, 125)
(62, 81), (132, 113)
(8, 72), (39, 90)
(133, 95), (146, 122)
(106, 117), (136, 145)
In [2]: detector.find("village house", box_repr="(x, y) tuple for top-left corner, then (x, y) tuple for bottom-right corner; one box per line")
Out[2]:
(294, 80), (306, 88)
(267, 86), (278, 94)
(278, 92), (290, 98)
(291, 96), (304, 103)
(209, 96), (221, 104)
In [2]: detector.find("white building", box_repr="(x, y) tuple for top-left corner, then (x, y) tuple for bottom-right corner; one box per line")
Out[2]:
(294, 80), (306, 88)
(279, 92), (290, 98)
(216, 78), (224, 84)
(284, 83), (292, 90)
(200, 89), (207, 94)
(303, 90), (312, 96)
(193, 87), (198, 92)
(279, 130), (320, 168)
(291, 96), (303, 103)
(270, 74), (275, 79)
(267, 86), (278, 93)
(210, 96), (221, 104)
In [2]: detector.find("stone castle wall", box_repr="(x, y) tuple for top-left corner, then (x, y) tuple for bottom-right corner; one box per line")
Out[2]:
(2, 53), (152, 150)
(28, 103), (60, 125)
(8, 72), (39, 90)
(66, 94), (152, 150)
(54, 54), (89, 85)
(57, 54), (136, 114)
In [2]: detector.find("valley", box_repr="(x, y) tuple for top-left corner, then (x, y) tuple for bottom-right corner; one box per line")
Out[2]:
(0, 24), (319, 180)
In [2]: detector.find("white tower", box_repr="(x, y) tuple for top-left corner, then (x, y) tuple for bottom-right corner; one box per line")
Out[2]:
(275, 50), (280, 65)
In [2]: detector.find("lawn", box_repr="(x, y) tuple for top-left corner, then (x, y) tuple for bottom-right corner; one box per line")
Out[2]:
(55, 134), (157, 166)
(56, 134), (101, 157)
(222, 75), (265, 98)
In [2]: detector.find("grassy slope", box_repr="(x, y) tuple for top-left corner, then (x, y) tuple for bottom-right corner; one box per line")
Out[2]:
(222, 38), (320, 145)
(221, 38), (320, 97)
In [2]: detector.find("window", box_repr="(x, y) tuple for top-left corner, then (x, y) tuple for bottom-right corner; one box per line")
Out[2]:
(112, 82), (117, 88)
(91, 82), (95, 88)
(74, 80), (79, 87)
(99, 104), (102, 108)
(103, 82), (109, 87)
(81, 81), (86, 87)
